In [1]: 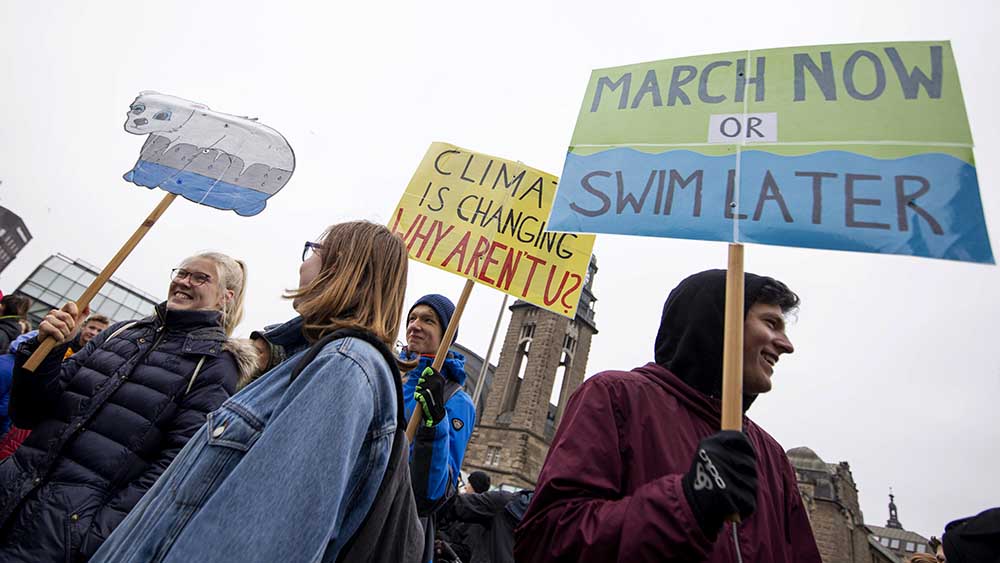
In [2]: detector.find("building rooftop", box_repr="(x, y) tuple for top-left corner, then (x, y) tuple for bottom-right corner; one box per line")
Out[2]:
(868, 525), (930, 544)
(867, 535), (902, 562)
(787, 446), (836, 473)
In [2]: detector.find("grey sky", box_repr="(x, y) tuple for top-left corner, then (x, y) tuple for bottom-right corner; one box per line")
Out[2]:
(1, 0), (996, 542)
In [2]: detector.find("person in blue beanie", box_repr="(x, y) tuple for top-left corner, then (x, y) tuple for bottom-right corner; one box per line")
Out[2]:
(402, 294), (477, 562)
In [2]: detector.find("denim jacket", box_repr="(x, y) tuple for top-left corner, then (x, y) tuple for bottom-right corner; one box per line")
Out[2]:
(91, 317), (398, 563)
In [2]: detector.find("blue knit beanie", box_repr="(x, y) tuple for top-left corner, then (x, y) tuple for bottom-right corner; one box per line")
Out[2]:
(410, 294), (457, 344)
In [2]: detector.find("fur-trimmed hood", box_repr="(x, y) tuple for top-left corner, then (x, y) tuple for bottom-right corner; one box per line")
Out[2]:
(226, 338), (263, 391)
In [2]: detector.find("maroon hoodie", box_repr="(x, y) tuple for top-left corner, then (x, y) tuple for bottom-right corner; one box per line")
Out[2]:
(513, 363), (820, 562)
(515, 270), (821, 563)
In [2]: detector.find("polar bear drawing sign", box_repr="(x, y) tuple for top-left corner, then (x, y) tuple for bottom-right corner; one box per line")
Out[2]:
(123, 91), (295, 216)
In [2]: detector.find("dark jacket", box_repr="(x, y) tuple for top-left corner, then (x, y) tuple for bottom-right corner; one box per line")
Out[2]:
(0, 316), (22, 355)
(513, 363), (821, 563)
(0, 303), (248, 563)
(443, 489), (531, 563)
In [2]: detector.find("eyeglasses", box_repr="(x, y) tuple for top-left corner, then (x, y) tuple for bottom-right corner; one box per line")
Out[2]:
(170, 268), (213, 286)
(302, 241), (323, 262)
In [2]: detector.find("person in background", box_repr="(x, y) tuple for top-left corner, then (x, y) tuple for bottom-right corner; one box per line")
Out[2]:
(442, 488), (533, 563)
(437, 470), (492, 562)
(63, 313), (111, 358)
(0, 251), (252, 562)
(0, 332), (37, 439)
(402, 294), (477, 562)
(515, 270), (821, 563)
(0, 294), (31, 352)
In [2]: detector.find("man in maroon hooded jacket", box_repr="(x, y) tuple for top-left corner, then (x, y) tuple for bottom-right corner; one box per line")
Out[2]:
(514, 270), (822, 563)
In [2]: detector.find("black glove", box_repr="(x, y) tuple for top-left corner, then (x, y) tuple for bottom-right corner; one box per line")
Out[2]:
(681, 430), (758, 537)
(414, 366), (447, 427)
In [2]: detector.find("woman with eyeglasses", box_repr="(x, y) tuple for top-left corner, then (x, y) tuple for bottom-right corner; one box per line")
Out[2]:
(92, 221), (422, 563)
(0, 252), (257, 563)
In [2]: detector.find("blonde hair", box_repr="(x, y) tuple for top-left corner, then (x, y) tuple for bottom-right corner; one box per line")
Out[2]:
(286, 221), (408, 353)
(182, 252), (247, 337)
(907, 555), (938, 563)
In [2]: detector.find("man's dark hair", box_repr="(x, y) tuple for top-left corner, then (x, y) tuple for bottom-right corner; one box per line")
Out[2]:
(0, 294), (31, 318)
(750, 277), (800, 314)
(467, 471), (491, 493)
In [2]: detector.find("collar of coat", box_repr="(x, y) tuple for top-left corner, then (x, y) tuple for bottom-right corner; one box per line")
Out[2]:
(126, 302), (227, 357)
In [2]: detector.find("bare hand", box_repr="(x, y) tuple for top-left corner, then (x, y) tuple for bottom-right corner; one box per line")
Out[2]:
(38, 302), (89, 345)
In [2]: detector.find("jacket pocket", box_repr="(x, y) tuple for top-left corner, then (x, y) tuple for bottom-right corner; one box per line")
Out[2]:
(171, 405), (263, 508)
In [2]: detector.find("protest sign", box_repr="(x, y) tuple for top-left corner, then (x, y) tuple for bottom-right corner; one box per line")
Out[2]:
(391, 142), (596, 441)
(0, 206), (32, 274)
(124, 91), (295, 216)
(549, 40), (993, 264)
(390, 142), (596, 318)
(24, 92), (295, 370)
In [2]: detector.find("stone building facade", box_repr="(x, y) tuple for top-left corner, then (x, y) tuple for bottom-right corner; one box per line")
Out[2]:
(788, 446), (931, 563)
(463, 257), (598, 489)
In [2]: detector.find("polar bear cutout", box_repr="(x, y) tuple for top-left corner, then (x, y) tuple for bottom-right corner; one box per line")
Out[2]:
(123, 91), (295, 216)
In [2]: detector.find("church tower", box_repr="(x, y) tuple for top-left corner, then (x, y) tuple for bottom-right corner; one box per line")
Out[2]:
(463, 256), (599, 488)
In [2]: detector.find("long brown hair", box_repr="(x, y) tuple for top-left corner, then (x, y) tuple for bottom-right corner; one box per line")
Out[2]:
(286, 221), (409, 353)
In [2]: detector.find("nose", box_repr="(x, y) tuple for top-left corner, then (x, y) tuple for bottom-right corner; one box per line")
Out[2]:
(775, 333), (794, 355)
(134, 118), (148, 127)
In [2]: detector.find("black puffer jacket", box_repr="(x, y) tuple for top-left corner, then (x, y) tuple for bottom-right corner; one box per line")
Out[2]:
(0, 303), (245, 563)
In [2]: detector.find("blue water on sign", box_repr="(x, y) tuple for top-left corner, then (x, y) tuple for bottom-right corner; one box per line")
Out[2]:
(124, 160), (270, 217)
(549, 148), (993, 264)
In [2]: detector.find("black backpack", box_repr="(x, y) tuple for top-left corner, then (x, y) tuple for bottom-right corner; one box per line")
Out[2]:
(290, 328), (424, 563)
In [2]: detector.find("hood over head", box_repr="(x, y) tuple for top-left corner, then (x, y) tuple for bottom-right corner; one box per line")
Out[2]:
(653, 269), (790, 411)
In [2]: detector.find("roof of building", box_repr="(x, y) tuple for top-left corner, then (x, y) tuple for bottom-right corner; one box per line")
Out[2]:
(868, 524), (930, 544)
(867, 535), (902, 563)
(787, 446), (836, 473)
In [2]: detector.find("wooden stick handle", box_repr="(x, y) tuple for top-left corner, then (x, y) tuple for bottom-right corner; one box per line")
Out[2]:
(22, 193), (177, 371)
(720, 243), (745, 431)
(721, 243), (745, 524)
(406, 279), (475, 442)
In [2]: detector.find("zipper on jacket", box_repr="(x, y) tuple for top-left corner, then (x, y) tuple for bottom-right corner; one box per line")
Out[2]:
(731, 522), (744, 563)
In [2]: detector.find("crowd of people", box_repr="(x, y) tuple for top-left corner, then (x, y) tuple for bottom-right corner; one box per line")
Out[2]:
(0, 222), (995, 562)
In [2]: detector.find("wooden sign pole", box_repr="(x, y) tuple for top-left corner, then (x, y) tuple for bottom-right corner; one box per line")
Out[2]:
(406, 278), (475, 443)
(22, 193), (177, 371)
(720, 243), (745, 431)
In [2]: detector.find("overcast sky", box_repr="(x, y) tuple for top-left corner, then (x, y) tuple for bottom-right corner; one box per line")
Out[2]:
(1, 0), (996, 542)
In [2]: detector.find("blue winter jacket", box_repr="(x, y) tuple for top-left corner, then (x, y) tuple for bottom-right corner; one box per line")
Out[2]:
(402, 350), (476, 511)
(91, 316), (399, 563)
(0, 332), (35, 438)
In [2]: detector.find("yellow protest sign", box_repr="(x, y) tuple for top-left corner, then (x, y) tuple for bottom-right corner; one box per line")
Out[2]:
(390, 142), (596, 317)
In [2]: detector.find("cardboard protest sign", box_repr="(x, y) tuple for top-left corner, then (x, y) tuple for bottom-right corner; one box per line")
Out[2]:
(548, 41), (993, 264)
(390, 143), (596, 318)
(0, 205), (32, 274)
(124, 91), (295, 216)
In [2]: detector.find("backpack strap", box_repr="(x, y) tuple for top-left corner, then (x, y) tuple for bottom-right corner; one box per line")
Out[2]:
(442, 378), (463, 404)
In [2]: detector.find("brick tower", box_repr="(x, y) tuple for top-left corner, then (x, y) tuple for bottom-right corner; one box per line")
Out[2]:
(463, 256), (599, 489)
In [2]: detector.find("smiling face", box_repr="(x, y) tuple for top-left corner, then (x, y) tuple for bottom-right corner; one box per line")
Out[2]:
(742, 302), (794, 394)
(406, 305), (443, 355)
(167, 257), (231, 313)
